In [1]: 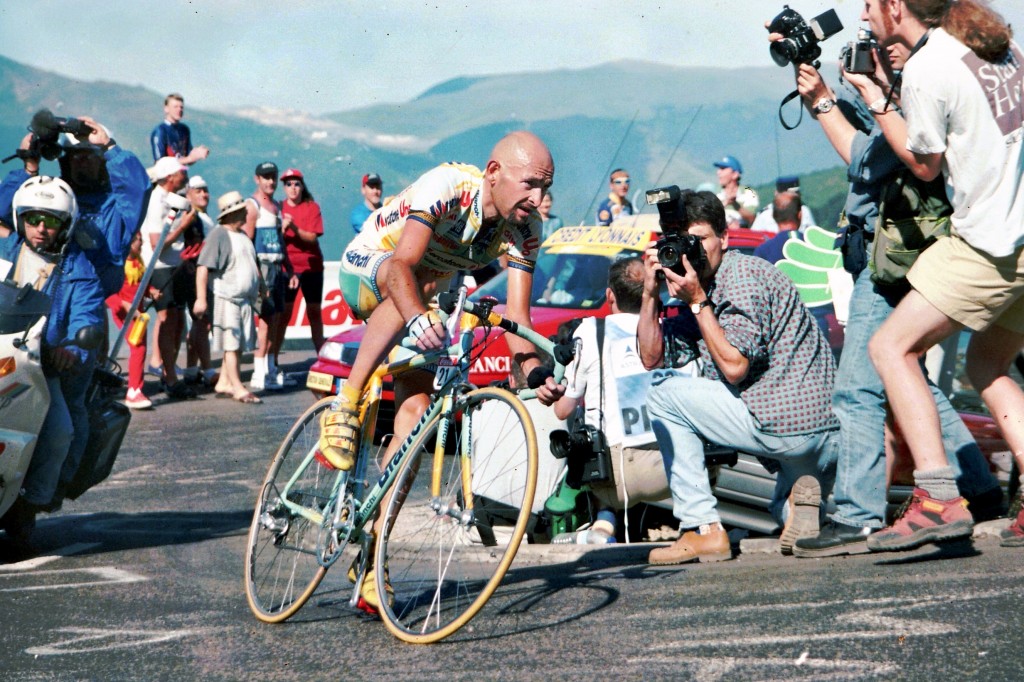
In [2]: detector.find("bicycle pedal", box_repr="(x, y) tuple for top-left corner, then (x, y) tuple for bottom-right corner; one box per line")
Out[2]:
(314, 450), (337, 470)
(355, 597), (380, 617)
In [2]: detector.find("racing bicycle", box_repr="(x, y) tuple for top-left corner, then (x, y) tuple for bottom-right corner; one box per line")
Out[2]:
(243, 287), (573, 643)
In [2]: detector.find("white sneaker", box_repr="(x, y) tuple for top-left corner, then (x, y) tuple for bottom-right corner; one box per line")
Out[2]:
(124, 388), (152, 410)
(272, 369), (297, 388)
(250, 373), (268, 391)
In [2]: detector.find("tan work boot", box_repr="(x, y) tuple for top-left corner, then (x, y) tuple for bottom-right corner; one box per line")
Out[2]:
(318, 397), (360, 470)
(648, 523), (732, 565)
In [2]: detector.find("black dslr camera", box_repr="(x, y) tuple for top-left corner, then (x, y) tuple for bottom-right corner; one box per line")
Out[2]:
(646, 185), (705, 277)
(768, 5), (844, 68)
(841, 28), (877, 74)
(550, 423), (612, 486)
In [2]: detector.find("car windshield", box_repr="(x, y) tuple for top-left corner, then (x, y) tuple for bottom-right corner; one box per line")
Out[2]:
(472, 251), (624, 309)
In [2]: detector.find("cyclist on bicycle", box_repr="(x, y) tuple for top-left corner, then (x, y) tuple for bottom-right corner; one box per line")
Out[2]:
(319, 131), (565, 609)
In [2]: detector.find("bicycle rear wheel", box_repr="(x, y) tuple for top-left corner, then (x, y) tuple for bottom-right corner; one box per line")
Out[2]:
(245, 396), (338, 623)
(376, 386), (538, 643)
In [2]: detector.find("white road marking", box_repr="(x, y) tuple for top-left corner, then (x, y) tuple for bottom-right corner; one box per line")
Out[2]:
(0, 567), (147, 593)
(628, 587), (1017, 677)
(0, 543), (100, 572)
(25, 626), (213, 656)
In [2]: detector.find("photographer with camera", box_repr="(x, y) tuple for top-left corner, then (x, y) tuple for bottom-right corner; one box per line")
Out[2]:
(767, 7), (1002, 558)
(637, 189), (839, 565)
(1, 113), (149, 515)
(853, 0), (1024, 552)
(549, 257), (696, 544)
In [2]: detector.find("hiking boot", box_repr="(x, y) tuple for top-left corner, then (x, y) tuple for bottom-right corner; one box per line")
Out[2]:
(867, 488), (974, 552)
(318, 397), (360, 471)
(793, 519), (873, 557)
(648, 523), (731, 565)
(779, 475), (820, 556)
(999, 490), (1024, 548)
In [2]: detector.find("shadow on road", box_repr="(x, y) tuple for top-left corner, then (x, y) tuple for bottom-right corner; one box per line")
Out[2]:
(1, 509), (253, 563)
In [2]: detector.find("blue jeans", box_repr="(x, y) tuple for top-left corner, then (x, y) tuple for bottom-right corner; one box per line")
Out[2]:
(831, 268), (999, 528)
(648, 375), (837, 528)
(23, 376), (73, 506)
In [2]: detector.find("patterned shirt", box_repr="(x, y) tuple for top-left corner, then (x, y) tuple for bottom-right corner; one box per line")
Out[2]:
(347, 163), (542, 278)
(662, 250), (838, 436)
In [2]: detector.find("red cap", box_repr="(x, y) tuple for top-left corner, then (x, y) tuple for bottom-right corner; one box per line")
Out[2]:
(280, 168), (304, 181)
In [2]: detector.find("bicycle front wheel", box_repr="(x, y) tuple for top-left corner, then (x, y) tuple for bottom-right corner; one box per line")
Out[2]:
(376, 386), (538, 644)
(245, 396), (337, 623)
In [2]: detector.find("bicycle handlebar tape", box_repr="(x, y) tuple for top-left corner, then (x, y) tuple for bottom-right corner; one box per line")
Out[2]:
(526, 366), (554, 390)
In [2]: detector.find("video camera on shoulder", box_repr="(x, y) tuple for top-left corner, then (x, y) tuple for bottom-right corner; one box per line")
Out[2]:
(3, 109), (96, 165)
(768, 5), (843, 68)
(841, 28), (877, 75)
(645, 185), (705, 278)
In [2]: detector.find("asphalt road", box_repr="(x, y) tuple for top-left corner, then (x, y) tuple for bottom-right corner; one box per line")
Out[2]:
(2, 352), (1023, 682)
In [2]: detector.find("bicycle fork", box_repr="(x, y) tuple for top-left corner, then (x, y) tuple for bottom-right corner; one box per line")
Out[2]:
(428, 391), (475, 528)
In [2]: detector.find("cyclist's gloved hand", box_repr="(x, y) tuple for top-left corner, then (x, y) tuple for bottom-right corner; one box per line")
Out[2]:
(407, 310), (447, 351)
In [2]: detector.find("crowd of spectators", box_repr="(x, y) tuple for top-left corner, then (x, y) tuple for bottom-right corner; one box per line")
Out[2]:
(3, 0), (1023, 564)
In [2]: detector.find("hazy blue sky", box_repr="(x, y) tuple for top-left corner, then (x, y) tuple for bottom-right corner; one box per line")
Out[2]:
(3, 1), (1022, 115)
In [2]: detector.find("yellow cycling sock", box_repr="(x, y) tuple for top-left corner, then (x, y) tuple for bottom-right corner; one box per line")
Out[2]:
(340, 382), (361, 405)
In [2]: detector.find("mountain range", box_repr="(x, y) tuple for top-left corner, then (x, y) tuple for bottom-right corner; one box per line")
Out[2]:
(0, 54), (849, 258)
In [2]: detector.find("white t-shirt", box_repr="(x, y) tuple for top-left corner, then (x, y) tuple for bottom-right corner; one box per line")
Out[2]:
(563, 313), (696, 448)
(140, 185), (185, 269)
(903, 28), (1024, 256)
(750, 203), (817, 234)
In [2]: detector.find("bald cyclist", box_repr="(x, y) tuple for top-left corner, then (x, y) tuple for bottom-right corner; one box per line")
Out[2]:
(321, 131), (564, 470)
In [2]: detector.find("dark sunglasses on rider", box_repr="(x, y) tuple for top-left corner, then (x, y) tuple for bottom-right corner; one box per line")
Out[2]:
(22, 212), (64, 230)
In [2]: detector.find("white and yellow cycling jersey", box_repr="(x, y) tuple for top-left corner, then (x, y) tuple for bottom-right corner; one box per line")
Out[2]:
(347, 162), (542, 278)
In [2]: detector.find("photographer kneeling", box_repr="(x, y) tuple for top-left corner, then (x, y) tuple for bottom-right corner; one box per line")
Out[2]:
(638, 189), (838, 565)
(551, 256), (697, 543)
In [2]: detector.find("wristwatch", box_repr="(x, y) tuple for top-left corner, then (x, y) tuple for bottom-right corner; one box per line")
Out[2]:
(812, 97), (836, 115)
(690, 299), (712, 315)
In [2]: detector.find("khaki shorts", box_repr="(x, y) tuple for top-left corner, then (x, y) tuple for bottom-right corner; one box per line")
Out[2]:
(212, 296), (255, 353)
(908, 233), (1024, 333)
(590, 443), (670, 510)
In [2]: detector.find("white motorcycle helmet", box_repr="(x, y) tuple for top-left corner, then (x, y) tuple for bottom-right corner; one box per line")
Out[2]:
(12, 175), (79, 254)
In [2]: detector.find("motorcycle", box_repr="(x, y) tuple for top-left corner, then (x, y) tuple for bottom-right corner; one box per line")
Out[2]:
(0, 266), (130, 544)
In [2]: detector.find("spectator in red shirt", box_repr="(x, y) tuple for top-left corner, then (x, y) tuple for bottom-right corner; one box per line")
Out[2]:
(279, 168), (326, 352)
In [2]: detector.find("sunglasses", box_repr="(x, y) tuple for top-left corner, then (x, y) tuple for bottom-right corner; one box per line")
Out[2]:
(23, 212), (64, 230)
(612, 178), (631, 185)
(284, 181), (303, 187)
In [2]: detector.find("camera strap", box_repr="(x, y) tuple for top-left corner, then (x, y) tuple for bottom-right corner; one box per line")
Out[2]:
(878, 28), (933, 114)
(779, 88), (806, 131)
